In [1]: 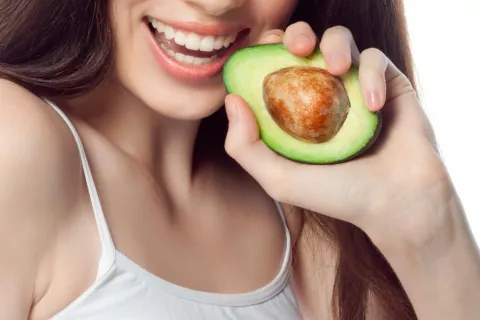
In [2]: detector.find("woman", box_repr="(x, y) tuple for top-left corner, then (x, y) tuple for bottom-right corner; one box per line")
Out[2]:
(0, 0), (479, 319)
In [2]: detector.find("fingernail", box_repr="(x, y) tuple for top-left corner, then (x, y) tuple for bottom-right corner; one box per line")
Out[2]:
(225, 96), (238, 122)
(264, 33), (283, 44)
(367, 90), (381, 110)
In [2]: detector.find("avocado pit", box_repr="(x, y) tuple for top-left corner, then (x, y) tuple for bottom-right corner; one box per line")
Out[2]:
(262, 66), (350, 143)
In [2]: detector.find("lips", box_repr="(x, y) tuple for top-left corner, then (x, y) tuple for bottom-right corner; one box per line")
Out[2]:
(145, 17), (250, 81)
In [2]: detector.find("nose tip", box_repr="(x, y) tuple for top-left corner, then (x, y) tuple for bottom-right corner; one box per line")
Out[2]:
(186, 0), (245, 16)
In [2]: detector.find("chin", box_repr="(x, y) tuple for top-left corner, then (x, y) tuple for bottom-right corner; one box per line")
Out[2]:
(152, 90), (227, 121)
(122, 74), (228, 120)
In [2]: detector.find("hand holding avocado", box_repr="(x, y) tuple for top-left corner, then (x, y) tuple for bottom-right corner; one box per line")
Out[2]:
(223, 23), (455, 251)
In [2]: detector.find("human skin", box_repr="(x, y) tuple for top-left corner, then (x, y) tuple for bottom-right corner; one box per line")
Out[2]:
(225, 25), (480, 319)
(0, 0), (479, 319)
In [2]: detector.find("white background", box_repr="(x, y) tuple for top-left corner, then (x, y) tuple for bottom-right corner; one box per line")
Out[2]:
(404, 0), (480, 243)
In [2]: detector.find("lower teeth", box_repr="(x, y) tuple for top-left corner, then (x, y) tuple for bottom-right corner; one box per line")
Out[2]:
(157, 38), (218, 66)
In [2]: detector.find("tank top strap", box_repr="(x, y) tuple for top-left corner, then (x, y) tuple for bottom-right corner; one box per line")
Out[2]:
(274, 201), (292, 264)
(43, 98), (116, 278)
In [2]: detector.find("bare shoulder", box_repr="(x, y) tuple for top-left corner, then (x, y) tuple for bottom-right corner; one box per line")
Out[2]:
(0, 79), (82, 318)
(0, 79), (81, 181)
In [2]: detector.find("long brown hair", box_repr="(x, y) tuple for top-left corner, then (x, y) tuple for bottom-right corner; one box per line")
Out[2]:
(0, 0), (417, 319)
(290, 1), (417, 319)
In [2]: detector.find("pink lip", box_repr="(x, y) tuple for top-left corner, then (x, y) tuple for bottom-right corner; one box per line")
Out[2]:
(145, 23), (250, 82)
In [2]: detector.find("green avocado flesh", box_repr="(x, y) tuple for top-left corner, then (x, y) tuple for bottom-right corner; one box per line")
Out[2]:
(222, 43), (381, 164)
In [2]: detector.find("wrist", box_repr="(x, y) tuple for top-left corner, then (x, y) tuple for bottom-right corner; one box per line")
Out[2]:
(377, 192), (480, 319)
(385, 194), (469, 269)
(369, 180), (461, 261)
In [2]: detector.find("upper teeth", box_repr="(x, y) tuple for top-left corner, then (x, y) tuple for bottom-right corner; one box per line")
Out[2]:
(148, 18), (238, 52)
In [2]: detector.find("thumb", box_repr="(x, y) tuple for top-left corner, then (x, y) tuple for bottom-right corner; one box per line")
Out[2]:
(224, 94), (292, 197)
(257, 29), (285, 45)
(224, 94), (260, 153)
(224, 94), (365, 223)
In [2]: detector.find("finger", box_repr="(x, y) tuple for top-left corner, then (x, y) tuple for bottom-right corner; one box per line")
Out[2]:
(224, 94), (295, 200)
(257, 29), (285, 45)
(359, 48), (388, 111)
(319, 26), (360, 75)
(383, 59), (415, 103)
(223, 94), (364, 222)
(360, 47), (416, 111)
(283, 22), (317, 57)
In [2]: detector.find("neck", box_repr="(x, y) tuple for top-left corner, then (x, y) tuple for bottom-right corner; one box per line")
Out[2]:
(61, 78), (203, 201)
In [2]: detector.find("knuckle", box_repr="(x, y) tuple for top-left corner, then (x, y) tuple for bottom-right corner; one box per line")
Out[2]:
(285, 21), (316, 43)
(287, 21), (312, 32)
(359, 48), (390, 76)
(263, 165), (289, 201)
(387, 74), (415, 99)
(320, 25), (354, 51)
(266, 182), (288, 202)
(361, 47), (384, 59)
(389, 72), (409, 87)
(326, 25), (353, 39)
(224, 138), (239, 158)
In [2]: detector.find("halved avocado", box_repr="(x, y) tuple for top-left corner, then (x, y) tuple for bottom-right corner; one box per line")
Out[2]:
(222, 43), (381, 164)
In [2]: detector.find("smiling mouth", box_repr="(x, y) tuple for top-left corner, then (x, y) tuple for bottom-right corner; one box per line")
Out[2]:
(146, 17), (248, 66)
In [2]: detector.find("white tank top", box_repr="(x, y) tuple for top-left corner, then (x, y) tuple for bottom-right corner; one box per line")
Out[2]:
(43, 99), (302, 320)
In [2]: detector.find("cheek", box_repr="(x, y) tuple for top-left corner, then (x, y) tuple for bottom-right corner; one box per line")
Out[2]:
(114, 26), (228, 120)
(106, 0), (299, 121)
(107, 5), (229, 120)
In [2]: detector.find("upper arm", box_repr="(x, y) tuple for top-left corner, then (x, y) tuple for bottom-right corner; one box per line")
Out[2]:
(0, 80), (82, 319)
